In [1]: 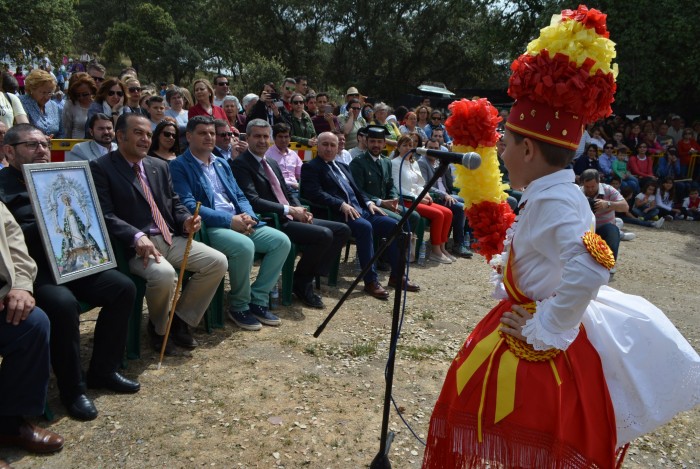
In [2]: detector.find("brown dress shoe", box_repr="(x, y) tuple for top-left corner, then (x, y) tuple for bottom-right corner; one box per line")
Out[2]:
(388, 276), (421, 292)
(364, 281), (389, 300)
(0, 420), (64, 454)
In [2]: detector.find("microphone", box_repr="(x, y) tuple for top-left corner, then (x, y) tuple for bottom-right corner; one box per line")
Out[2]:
(414, 148), (481, 169)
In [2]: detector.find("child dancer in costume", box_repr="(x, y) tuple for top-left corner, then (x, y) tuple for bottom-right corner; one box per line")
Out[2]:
(422, 6), (700, 468)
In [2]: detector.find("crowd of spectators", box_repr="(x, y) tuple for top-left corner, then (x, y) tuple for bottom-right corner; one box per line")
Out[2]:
(2, 54), (699, 464)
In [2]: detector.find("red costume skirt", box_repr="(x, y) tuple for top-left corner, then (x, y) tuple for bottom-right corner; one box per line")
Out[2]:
(422, 299), (618, 468)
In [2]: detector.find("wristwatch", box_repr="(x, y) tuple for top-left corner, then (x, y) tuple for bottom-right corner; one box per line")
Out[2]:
(607, 201), (611, 208)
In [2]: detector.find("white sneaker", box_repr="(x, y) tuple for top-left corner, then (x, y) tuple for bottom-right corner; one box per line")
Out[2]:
(615, 218), (624, 230)
(620, 231), (636, 241)
(687, 217), (695, 221)
(653, 218), (665, 228)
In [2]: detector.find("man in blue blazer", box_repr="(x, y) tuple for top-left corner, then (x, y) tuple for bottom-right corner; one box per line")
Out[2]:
(171, 116), (290, 331)
(300, 132), (420, 299)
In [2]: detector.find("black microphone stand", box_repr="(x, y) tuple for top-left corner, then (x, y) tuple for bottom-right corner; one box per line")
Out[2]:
(313, 152), (454, 469)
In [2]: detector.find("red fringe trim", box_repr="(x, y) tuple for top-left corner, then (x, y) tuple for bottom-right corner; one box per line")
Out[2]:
(423, 405), (615, 469)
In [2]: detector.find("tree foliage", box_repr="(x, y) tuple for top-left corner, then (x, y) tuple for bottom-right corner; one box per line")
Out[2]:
(0, 0), (78, 63)
(30, 0), (697, 118)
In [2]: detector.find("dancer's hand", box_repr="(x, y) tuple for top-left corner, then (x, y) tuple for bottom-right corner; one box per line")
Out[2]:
(500, 305), (533, 341)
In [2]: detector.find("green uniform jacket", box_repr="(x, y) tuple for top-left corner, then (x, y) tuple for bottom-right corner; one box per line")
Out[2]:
(349, 150), (398, 203)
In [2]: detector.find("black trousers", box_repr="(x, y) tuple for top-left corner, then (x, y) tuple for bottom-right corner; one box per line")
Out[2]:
(280, 218), (351, 285)
(0, 307), (50, 416)
(34, 269), (136, 400)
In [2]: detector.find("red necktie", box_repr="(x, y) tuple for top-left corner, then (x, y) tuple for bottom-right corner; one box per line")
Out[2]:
(261, 158), (293, 220)
(133, 164), (173, 245)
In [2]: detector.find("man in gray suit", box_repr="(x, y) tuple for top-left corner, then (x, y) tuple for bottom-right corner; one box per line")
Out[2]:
(66, 113), (118, 162)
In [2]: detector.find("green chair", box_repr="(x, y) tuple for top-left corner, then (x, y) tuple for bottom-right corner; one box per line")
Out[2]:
(193, 222), (225, 329)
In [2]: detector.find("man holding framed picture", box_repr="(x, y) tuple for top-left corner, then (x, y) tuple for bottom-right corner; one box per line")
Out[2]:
(0, 124), (140, 422)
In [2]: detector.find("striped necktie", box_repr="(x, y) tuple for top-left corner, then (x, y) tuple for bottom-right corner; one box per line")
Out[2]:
(133, 164), (172, 245)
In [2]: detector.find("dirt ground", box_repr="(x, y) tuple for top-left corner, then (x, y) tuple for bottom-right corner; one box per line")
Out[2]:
(4, 219), (699, 468)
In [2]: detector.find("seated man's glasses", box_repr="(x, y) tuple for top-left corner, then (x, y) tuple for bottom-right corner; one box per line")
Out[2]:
(11, 140), (51, 151)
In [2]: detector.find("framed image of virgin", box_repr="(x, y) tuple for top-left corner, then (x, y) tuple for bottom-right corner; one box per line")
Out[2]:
(22, 161), (116, 284)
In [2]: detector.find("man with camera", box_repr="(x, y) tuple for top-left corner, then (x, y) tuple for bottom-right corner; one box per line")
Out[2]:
(580, 169), (628, 268)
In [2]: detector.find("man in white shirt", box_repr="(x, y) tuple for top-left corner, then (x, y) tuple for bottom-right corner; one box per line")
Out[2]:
(580, 169), (629, 263)
(66, 113), (118, 162)
(212, 75), (230, 108)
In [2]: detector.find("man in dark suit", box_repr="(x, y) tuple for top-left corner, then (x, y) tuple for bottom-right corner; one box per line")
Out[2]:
(91, 114), (227, 355)
(301, 132), (420, 299)
(0, 124), (139, 422)
(230, 119), (350, 308)
(417, 138), (473, 258)
(171, 116), (290, 331)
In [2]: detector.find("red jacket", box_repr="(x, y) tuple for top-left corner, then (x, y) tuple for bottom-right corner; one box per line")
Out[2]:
(628, 155), (654, 178)
(188, 103), (228, 122)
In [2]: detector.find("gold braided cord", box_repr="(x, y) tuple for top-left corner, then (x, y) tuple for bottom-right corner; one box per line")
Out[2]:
(500, 301), (562, 362)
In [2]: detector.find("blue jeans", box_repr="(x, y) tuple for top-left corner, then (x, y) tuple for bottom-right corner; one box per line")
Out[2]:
(631, 206), (658, 220)
(347, 211), (399, 283)
(596, 223), (620, 260)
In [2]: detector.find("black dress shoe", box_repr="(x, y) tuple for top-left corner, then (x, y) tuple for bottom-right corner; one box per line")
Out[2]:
(293, 283), (325, 309)
(148, 321), (179, 356)
(170, 315), (199, 349)
(87, 371), (140, 394)
(62, 394), (98, 421)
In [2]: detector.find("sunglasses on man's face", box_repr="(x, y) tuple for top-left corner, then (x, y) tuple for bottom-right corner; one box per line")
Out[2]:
(217, 132), (233, 138)
(217, 82), (229, 87)
(292, 100), (304, 104)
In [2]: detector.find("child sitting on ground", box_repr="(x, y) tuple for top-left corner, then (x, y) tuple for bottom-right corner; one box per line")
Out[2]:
(655, 176), (681, 220)
(681, 187), (700, 220)
(633, 181), (659, 221)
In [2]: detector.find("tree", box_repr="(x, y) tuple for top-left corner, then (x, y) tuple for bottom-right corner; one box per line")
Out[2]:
(0, 0), (78, 63)
(101, 4), (201, 83)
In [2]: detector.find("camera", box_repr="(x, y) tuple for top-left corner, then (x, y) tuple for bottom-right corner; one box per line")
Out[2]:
(269, 93), (280, 101)
(587, 197), (598, 212)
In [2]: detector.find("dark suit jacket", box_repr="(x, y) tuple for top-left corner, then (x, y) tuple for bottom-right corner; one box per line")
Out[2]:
(349, 150), (398, 203)
(417, 156), (455, 197)
(90, 151), (191, 251)
(300, 157), (371, 214)
(229, 149), (301, 219)
(170, 149), (261, 229)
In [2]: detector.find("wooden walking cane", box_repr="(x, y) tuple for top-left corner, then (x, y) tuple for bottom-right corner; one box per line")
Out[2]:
(157, 201), (201, 369)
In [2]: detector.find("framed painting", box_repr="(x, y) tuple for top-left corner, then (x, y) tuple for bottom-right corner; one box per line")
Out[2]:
(22, 161), (116, 284)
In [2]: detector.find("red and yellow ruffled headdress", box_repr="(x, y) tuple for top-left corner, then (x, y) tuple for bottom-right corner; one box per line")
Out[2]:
(445, 98), (514, 262)
(506, 4), (617, 149)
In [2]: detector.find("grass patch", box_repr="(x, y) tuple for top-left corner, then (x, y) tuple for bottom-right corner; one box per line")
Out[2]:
(421, 311), (435, 321)
(299, 372), (320, 384)
(399, 344), (440, 361)
(349, 340), (377, 357)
